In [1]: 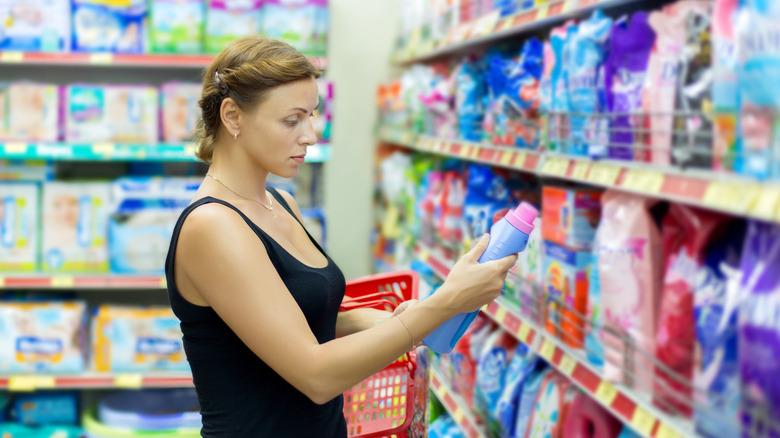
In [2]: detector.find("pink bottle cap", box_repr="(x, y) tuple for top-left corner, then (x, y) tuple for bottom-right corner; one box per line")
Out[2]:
(504, 202), (538, 234)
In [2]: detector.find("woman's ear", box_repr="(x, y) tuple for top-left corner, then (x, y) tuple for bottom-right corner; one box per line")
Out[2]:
(219, 97), (241, 138)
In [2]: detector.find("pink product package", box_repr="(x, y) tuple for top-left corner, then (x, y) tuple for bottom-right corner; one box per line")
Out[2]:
(594, 190), (663, 393)
(161, 82), (201, 143)
(642, 1), (708, 165)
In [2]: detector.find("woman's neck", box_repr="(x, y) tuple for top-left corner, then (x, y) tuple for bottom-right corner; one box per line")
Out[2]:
(207, 142), (269, 201)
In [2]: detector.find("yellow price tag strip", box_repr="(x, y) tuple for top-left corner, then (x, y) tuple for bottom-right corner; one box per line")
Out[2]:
(539, 339), (555, 361)
(0, 277), (5, 287)
(562, 0), (577, 13)
(470, 145), (481, 159)
(1, 51), (24, 62)
(655, 422), (683, 438)
(51, 276), (75, 288)
(536, 2), (551, 19)
(452, 408), (465, 424)
(514, 151), (528, 169)
(517, 324), (531, 342)
(9, 375), (54, 391)
(89, 53), (113, 65)
(588, 163), (621, 186)
(541, 157), (568, 176)
(622, 168), (665, 194)
(750, 186), (780, 220)
(3, 142), (27, 154)
(114, 374), (144, 389)
(472, 11), (500, 37)
(494, 306), (507, 323)
(500, 150), (515, 166)
(630, 406), (657, 436)
(92, 142), (114, 156)
(703, 181), (760, 214)
(558, 353), (576, 377)
(570, 160), (591, 180)
(594, 381), (618, 406)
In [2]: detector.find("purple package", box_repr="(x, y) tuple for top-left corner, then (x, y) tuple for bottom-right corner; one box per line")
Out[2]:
(605, 12), (656, 160)
(739, 221), (780, 436)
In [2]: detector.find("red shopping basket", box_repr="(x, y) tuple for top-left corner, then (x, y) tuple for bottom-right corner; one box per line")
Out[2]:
(341, 271), (420, 438)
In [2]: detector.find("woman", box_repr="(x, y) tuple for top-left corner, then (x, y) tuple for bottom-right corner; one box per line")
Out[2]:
(165, 36), (518, 437)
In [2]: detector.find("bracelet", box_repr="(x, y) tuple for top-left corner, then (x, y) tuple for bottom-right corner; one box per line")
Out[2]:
(396, 315), (416, 352)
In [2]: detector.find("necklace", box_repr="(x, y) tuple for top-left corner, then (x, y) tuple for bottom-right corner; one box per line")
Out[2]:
(206, 173), (274, 211)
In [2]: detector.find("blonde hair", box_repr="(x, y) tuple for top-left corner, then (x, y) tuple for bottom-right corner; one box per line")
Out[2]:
(195, 37), (321, 163)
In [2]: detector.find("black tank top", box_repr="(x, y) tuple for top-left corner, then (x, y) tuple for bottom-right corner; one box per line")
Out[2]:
(165, 188), (348, 437)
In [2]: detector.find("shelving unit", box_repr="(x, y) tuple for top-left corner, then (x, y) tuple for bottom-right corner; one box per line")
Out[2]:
(0, 373), (192, 392)
(394, 0), (638, 63)
(0, 51), (327, 70)
(378, 128), (780, 224)
(0, 274), (165, 290)
(0, 142), (331, 163)
(430, 367), (487, 438)
(416, 243), (691, 438)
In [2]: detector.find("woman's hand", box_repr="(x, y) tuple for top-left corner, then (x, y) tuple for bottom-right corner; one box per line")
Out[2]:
(438, 234), (517, 313)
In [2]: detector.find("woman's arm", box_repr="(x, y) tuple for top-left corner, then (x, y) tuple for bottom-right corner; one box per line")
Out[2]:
(177, 203), (513, 405)
(336, 308), (390, 337)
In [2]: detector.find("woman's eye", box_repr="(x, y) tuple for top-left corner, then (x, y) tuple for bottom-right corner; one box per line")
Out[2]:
(284, 118), (299, 127)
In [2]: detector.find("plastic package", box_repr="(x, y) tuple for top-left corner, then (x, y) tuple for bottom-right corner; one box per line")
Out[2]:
(71, 0), (147, 53)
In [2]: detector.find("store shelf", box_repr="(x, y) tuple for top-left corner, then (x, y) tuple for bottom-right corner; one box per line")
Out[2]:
(0, 274), (166, 290)
(394, 0), (636, 64)
(416, 244), (692, 438)
(379, 128), (780, 224)
(0, 373), (192, 391)
(0, 142), (332, 163)
(0, 51), (327, 70)
(430, 367), (486, 438)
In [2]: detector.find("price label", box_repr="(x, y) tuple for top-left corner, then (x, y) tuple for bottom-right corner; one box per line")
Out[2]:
(514, 151), (528, 169)
(472, 11), (501, 37)
(453, 408), (465, 424)
(595, 381), (618, 406)
(3, 142), (27, 155)
(184, 143), (197, 157)
(559, 353), (576, 376)
(562, 0), (577, 13)
(51, 276), (75, 288)
(0, 277), (5, 287)
(622, 169), (665, 194)
(92, 142), (114, 157)
(536, 2), (551, 19)
(9, 375), (54, 391)
(655, 422), (683, 438)
(470, 145), (481, 159)
(499, 150), (515, 166)
(418, 248), (430, 262)
(115, 374), (143, 389)
(494, 305), (507, 323)
(517, 324), (531, 342)
(159, 277), (167, 288)
(542, 157), (568, 176)
(539, 339), (555, 361)
(570, 160), (590, 180)
(630, 406), (657, 436)
(750, 186), (780, 220)
(89, 53), (113, 65)
(497, 17), (515, 32)
(703, 181), (759, 214)
(1, 51), (24, 62)
(588, 163), (621, 186)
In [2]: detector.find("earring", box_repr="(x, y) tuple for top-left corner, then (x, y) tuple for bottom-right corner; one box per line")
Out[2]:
(233, 131), (239, 140)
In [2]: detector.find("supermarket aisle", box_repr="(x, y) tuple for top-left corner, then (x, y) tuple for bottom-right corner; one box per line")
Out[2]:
(374, 0), (780, 437)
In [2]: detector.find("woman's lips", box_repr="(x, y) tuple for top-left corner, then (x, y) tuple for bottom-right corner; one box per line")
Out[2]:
(291, 155), (306, 164)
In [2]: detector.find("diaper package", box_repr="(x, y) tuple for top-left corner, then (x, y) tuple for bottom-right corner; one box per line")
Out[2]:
(260, 0), (329, 55)
(205, 0), (262, 54)
(0, 82), (60, 142)
(108, 177), (199, 274)
(595, 191), (662, 393)
(0, 301), (87, 374)
(161, 82), (201, 143)
(148, 0), (205, 54)
(71, 0), (147, 53)
(738, 221), (780, 432)
(0, 182), (40, 272)
(64, 84), (159, 143)
(9, 392), (80, 426)
(42, 182), (111, 273)
(604, 12), (655, 160)
(92, 305), (188, 373)
(654, 206), (724, 417)
(0, 0), (70, 51)
(735, 0), (780, 180)
(566, 10), (612, 158)
(694, 220), (745, 438)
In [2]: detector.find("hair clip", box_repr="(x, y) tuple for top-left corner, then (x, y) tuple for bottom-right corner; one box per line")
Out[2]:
(214, 71), (221, 84)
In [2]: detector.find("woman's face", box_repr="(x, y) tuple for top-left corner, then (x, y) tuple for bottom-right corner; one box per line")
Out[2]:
(240, 78), (319, 178)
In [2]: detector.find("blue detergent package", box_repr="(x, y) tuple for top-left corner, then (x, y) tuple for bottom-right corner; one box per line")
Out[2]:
(735, 0), (780, 180)
(495, 344), (541, 437)
(455, 60), (487, 142)
(566, 10), (613, 158)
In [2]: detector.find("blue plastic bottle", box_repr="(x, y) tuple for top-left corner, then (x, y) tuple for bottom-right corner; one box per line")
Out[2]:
(424, 202), (539, 353)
